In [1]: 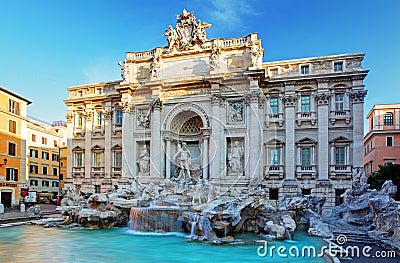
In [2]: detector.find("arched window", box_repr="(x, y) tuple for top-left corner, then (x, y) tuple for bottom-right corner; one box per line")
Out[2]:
(384, 112), (393, 126)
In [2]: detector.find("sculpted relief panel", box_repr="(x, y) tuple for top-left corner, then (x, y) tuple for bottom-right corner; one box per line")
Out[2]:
(227, 101), (244, 124)
(137, 109), (150, 128)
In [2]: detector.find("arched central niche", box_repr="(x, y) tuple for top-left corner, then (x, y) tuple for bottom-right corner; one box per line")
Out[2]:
(168, 110), (205, 180)
(170, 110), (203, 137)
(170, 110), (203, 165)
(163, 103), (210, 180)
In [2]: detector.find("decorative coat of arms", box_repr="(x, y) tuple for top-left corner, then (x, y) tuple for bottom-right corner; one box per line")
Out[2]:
(163, 9), (211, 52)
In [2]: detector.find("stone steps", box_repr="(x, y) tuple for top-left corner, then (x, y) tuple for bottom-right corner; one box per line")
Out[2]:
(332, 231), (378, 244)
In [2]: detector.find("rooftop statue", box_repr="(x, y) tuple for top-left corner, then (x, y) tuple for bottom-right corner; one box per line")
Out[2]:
(163, 9), (211, 52)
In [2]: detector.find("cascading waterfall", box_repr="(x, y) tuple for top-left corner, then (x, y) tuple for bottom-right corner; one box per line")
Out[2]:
(285, 228), (293, 240)
(129, 207), (181, 233)
(189, 214), (199, 236)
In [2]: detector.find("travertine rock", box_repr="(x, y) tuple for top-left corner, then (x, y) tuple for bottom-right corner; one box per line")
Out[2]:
(308, 217), (333, 238)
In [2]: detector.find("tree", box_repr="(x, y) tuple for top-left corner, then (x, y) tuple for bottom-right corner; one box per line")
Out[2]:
(367, 163), (400, 200)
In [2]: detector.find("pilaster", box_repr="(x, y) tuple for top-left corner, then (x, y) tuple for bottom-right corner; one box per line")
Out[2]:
(350, 88), (367, 167)
(122, 104), (134, 179)
(202, 129), (210, 180)
(247, 88), (262, 179)
(316, 80), (330, 180)
(65, 110), (74, 185)
(83, 108), (93, 191)
(104, 103), (112, 180)
(282, 86), (296, 181)
(150, 97), (162, 178)
(209, 87), (222, 179)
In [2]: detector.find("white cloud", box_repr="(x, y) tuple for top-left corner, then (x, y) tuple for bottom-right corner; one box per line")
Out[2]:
(209, 0), (258, 33)
(81, 59), (120, 84)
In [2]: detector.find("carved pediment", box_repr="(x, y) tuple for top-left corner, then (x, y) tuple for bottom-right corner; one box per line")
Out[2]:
(91, 145), (104, 152)
(296, 137), (317, 145)
(112, 144), (122, 151)
(330, 136), (351, 143)
(265, 139), (285, 146)
(72, 146), (84, 152)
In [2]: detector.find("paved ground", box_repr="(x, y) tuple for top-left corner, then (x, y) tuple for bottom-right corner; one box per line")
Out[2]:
(0, 204), (57, 220)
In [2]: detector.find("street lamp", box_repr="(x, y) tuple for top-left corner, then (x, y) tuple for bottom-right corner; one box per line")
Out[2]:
(0, 158), (7, 167)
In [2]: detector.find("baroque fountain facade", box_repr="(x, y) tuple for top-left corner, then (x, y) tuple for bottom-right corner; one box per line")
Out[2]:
(59, 10), (398, 246)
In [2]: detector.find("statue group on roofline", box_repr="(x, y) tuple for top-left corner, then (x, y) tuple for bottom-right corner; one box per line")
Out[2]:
(163, 9), (211, 52)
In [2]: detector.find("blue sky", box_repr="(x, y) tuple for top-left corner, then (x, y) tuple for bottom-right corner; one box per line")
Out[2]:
(1, 0), (399, 132)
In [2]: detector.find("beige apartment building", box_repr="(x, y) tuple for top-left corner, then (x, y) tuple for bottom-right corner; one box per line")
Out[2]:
(27, 120), (67, 202)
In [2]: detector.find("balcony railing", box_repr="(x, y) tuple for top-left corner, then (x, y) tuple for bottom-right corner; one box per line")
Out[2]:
(296, 165), (317, 179)
(72, 167), (84, 172)
(334, 110), (347, 116)
(296, 111), (316, 126)
(73, 127), (85, 136)
(112, 167), (122, 179)
(265, 113), (284, 127)
(329, 110), (351, 124)
(91, 167), (104, 173)
(329, 164), (352, 179)
(264, 165), (284, 179)
(113, 124), (122, 135)
(72, 167), (85, 178)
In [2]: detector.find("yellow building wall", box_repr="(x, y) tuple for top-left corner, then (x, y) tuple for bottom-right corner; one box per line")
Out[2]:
(0, 88), (29, 207)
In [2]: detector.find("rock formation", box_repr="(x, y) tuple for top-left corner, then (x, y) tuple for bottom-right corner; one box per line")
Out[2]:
(55, 177), (400, 247)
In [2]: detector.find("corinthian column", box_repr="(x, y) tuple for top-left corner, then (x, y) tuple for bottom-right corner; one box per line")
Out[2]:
(316, 79), (330, 181)
(103, 104), (112, 180)
(282, 92), (296, 180)
(209, 90), (222, 179)
(83, 108), (93, 191)
(150, 98), (162, 178)
(248, 90), (262, 179)
(350, 85), (367, 168)
(121, 102), (134, 181)
(202, 129), (210, 179)
(102, 103), (113, 191)
(65, 110), (74, 187)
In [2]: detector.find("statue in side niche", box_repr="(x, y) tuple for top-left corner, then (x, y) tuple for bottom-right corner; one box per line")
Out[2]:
(137, 145), (150, 174)
(228, 141), (244, 174)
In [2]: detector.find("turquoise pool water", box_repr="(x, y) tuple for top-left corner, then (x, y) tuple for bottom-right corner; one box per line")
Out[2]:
(0, 226), (329, 262)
